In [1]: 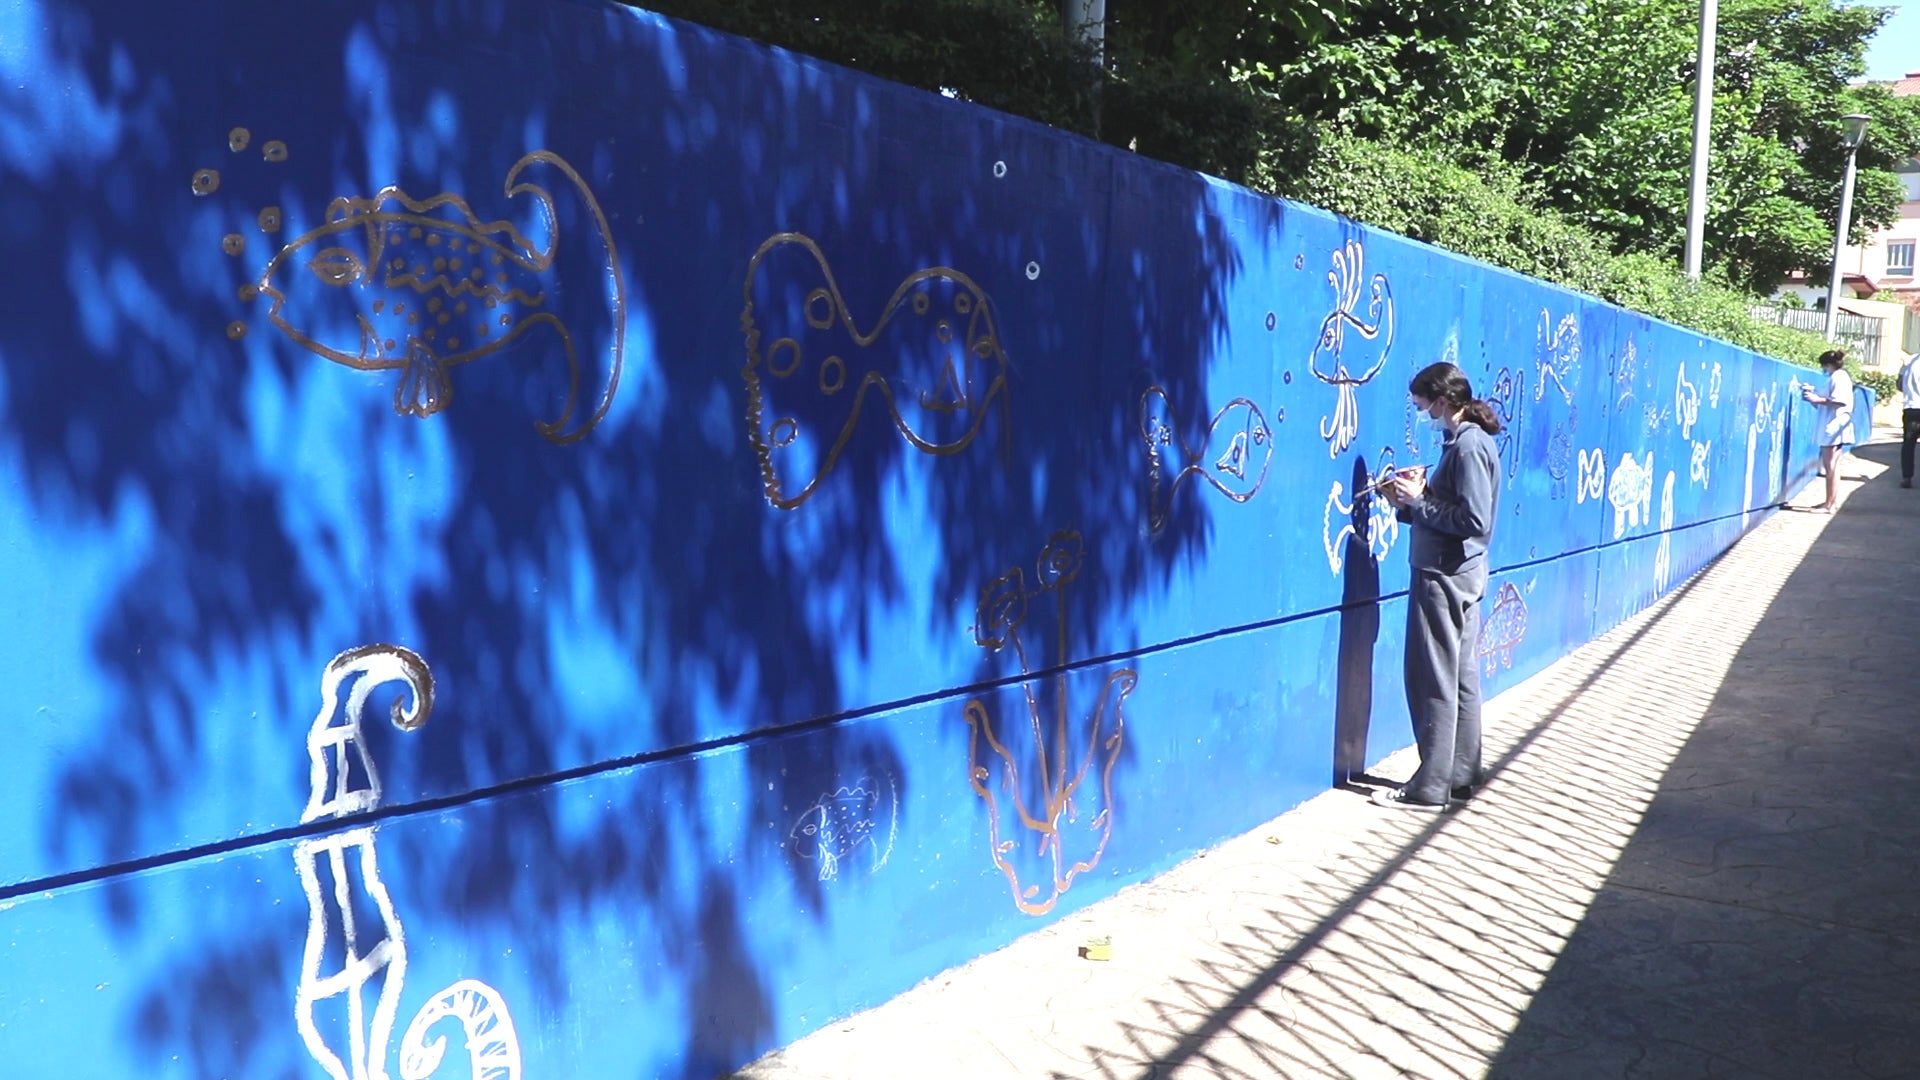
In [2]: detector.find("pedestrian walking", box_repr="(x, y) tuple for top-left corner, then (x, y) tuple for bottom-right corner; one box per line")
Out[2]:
(1375, 361), (1504, 811)
(1901, 349), (1920, 489)
(1799, 349), (1854, 513)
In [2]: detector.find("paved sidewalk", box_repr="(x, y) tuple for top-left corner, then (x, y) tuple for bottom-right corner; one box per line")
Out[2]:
(737, 434), (1920, 1080)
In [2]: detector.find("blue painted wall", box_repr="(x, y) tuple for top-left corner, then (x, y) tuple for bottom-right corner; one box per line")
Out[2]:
(0, 0), (1827, 1076)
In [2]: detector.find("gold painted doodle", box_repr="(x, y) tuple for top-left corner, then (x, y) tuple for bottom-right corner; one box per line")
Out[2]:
(740, 232), (1010, 509)
(207, 140), (626, 444)
(965, 531), (1133, 916)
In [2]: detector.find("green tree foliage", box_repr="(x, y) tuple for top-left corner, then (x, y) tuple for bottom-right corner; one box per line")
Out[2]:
(634, 0), (1918, 369)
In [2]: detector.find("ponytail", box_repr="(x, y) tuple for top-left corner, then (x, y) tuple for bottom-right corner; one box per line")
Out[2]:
(1461, 399), (1504, 436)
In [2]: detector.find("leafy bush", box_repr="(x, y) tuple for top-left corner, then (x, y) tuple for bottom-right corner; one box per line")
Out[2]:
(1268, 133), (1841, 372)
(1857, 368), (1898, 404)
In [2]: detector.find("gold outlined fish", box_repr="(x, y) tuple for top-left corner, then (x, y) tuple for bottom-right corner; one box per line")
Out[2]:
(256, 150), (625, 444)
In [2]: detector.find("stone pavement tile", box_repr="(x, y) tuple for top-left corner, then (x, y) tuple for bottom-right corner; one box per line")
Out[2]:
(1487, 889), (1920, 1080)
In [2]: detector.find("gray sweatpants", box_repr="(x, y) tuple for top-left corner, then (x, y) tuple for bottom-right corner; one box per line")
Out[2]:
(1402, 563), (1488, 803)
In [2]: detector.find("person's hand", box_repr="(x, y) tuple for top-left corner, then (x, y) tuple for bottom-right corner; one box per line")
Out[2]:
(1801, 385), (1819, 403)
(1384, 472), (1426, 506)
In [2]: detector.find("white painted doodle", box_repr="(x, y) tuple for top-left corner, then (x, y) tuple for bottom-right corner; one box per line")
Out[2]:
(1675, 365), (1700, 440)
(1655, 471), (1676, 593)
(1534, 312), (1579, 405)
(1608, 450), (1654, 538)
(1546, 417), (1575, 499)
(1485, 366), (1525, 481)
(1767, 399), (1785, 502)
(294, 646), (523, 1080)
(1322, 453), (1403, 573)
(1615, 337), (1638, 409)
(295, 826), (410, 1080)
(1307, 240), (1395, 458)
(1140, 386), (1276, 533)
(1743, 385), (1787, 525)
(1709, 361), (1723, 408)
(788, 775), (900, 881)
(1690, 440), (1712, 488)
(397, 980), (523, 1080)
(1478, 582), (1528, 676)
(302, 646), (433, 824)
(296, 646), (430, 1080)
(1576, 447), (1607, 504)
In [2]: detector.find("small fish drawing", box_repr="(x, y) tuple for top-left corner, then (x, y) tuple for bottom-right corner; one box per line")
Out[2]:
(788, 777), (898, 882)
(257, 150), (625, 444)
(1479, 581), (1528, 675)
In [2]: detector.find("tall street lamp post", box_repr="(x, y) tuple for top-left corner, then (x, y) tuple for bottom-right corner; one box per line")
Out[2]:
(1683, 0), (1717, 279)
(1824, 113), (1872, 340)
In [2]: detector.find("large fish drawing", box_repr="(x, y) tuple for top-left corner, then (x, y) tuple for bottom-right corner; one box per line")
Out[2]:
(257, 150), (625, 444)
(740, 232), (1011, 509)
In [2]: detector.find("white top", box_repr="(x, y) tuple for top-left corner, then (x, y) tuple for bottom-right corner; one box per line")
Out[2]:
(1818, 368), (1855, 446)
(1902, 353), (1920, 409)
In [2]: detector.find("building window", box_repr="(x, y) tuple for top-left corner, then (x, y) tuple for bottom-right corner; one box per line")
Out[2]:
(1889, 240), (1917, 277)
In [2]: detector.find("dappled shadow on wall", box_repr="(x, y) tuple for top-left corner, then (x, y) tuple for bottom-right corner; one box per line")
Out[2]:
(0, 0), (1240, 1075)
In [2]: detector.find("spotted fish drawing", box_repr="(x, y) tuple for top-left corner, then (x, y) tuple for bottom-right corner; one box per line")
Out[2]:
(788, 776), (899, 882)
(257, 150), (625, 444)
(741, 232), (1010, 509)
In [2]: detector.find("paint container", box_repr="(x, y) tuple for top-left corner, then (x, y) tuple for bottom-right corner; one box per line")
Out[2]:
(1080, 936), (1112, 962)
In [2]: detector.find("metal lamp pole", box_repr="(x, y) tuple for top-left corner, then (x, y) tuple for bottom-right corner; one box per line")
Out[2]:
(1824, 113), (1872, 340)
(1682, 0), (1717, 279)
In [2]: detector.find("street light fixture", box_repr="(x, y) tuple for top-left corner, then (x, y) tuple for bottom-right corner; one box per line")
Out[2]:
(1823, 112), (1872, 340)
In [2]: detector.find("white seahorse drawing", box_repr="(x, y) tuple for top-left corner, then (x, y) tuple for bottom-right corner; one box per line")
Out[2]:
(294, 645), (524, 1080)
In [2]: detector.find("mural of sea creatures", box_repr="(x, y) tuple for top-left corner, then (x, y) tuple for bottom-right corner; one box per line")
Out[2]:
(1676, 365), (1701, 440)
(255, 150), (626, 444)
(1655, 471), (1676, 593)
(741, 232), (1010, 509)
(1608, 450), (1655, 538)
(1139, 386), (1275, 533)
(1322, 451), (1403, 573)
(1307, 239), (1395, 457)
(788, 775), (901, 882)
(1576, 447), (1607, 503)
(1535, 312), (1579, 404)
(965, 531), (1134, 916)
(1478, 581), (1528, 677)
